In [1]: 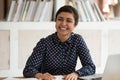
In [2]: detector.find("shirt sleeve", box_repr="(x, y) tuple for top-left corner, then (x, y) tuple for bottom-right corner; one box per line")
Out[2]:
(23, 38), (46, 78)
(76, 35), (96, 77)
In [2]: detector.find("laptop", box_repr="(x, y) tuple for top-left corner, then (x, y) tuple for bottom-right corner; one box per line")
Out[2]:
(102, 54), (120, 80)
(79, 54), (120, 80)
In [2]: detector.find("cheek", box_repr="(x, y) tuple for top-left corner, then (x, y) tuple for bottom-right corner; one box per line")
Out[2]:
(55, 23), (59, 30)
(55, 21), (59, 26)
(69, 25), (75, 30)
(55, 24), (57, 29)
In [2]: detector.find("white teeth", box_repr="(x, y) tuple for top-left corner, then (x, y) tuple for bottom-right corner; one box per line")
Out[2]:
(60, 27), (67, 30)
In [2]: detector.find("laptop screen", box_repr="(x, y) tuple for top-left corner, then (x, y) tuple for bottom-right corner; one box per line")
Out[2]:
(102, 54), (120, 80)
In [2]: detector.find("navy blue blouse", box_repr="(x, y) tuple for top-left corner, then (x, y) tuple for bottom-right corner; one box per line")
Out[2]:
(23, 32), (95, 77)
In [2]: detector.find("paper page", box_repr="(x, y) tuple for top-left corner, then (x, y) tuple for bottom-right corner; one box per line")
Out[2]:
(54, 75), (63, 80)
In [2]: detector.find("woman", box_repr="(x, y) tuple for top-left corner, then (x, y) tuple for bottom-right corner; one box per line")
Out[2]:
(23, 5), (96, 80)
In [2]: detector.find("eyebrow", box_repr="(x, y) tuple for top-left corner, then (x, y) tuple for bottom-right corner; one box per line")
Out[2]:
(57, 16), (74, 21)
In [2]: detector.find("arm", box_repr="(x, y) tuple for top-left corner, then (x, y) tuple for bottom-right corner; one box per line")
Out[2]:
(23, 38), (45, 77)
(76, 36), (96, 76)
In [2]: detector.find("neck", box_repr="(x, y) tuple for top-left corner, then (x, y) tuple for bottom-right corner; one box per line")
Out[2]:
(57, 33), (70, 42)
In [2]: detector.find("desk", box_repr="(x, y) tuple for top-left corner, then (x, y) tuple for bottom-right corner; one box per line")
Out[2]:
(1, 75), (62, 80)
(0, 78), (5, 80)
(1, 74), (102, 80)
(1, 77), (37, 80)
(79, 74), (102, 80)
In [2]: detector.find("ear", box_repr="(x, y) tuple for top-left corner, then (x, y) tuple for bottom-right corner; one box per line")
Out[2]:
(74, 23), (76, 27)
(55, 18), (57, 22)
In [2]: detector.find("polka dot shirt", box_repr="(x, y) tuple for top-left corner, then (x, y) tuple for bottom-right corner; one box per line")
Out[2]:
(23, 32), (96, 77)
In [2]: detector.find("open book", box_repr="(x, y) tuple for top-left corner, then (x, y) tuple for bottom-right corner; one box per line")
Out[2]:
(4, 75), (63, 80)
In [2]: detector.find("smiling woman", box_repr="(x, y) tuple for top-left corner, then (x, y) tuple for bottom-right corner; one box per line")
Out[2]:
(23, 5), (96, 80)
(55, 12), (75, 42)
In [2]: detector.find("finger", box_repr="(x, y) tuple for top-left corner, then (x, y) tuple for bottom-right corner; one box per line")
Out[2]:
(38, 78), (42, 80)
(72, 76), (78, 80)
(46, 73), (55, 79)
(71, 76), (75, 80)
(65, 75), (71, 80)
(43, 73), (55, 80)
(42, 73), (51, 80)
(62, 75), (66, 80)
(48, 74), (56, 80)
(47, 74), (56, 80)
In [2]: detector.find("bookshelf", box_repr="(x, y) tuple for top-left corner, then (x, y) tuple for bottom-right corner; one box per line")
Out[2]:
(0, 0), (5, 21)
(1, 0), (107, 22)
(1, 0), (120, 22)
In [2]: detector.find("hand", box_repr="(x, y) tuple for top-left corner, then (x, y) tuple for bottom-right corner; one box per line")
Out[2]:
(35, 72), (56, 80)
(63, 72), (79, 80)
(42, 72), (56, 80)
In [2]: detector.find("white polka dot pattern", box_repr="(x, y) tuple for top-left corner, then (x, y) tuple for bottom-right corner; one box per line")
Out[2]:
(23, 32), (96, 77)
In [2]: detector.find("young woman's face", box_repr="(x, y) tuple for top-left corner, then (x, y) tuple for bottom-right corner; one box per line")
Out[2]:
(55, 12), (75, 37)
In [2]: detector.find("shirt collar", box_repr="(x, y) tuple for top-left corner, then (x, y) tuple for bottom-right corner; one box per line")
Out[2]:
(52, 32), (73, 45)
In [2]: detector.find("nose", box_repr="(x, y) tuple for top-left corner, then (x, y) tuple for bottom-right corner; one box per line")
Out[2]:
(61, 20), (67, 26)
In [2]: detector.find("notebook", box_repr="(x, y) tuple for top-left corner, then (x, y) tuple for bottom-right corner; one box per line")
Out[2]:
(79, 54), (120, 80)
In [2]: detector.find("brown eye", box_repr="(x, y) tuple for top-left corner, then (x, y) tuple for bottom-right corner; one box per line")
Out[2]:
(66, 18), (73, 23)
(67, 20), (72, 23)
(57, 18), (63, 21)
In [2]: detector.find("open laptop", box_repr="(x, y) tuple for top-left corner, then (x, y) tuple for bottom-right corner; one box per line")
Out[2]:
(79, 54), (120, 80)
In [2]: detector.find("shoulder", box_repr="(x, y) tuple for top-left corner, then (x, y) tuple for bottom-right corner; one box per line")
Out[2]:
(39, 33), (55, 43)
(71, 33), (87, 47)
(35, 33), (54, 48)
(72, 33), (84, 41)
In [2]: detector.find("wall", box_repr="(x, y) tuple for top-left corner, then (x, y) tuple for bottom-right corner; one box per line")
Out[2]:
(0, 30), (10, 69)
(0, 22), (120, 77)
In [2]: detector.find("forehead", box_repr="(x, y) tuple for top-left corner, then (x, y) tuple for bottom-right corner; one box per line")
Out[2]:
(57, 12), (74, 19)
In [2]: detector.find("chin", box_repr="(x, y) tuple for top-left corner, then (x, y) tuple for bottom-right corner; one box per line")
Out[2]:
(61, 33), (69, 36)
